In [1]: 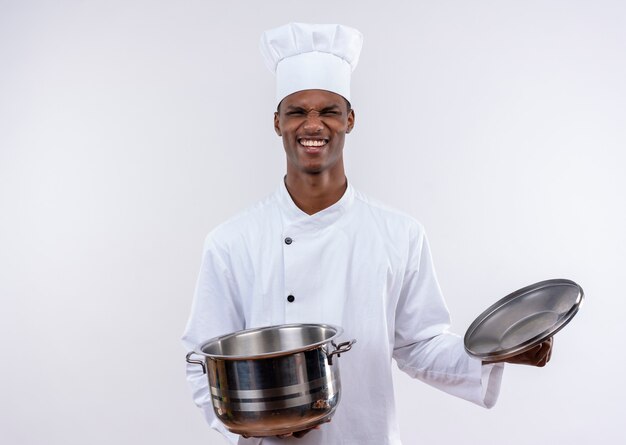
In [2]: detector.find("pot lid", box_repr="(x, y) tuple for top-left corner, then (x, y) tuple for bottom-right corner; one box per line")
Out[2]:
(464, 278), (584, 362)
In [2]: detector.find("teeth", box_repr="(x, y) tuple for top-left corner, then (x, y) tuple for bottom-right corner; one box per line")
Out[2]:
(300, 139), (327, 147)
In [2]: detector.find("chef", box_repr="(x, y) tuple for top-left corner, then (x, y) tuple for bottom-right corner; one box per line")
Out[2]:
(181, 22), (553, 445)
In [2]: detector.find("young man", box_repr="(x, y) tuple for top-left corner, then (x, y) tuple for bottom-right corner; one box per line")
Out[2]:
(182, 23), (552, 445)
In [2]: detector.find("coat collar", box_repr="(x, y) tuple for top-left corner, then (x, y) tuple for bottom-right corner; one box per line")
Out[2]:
(275, 176), (355, 229)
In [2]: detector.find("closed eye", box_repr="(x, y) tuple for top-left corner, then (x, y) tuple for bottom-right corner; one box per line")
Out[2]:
(320, 106), (342, 115)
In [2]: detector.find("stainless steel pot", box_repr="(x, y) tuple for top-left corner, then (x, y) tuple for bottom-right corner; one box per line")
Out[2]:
(185, 323), (355, 437)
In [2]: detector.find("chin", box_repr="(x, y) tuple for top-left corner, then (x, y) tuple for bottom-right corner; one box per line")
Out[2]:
(302, 166), (324, 175)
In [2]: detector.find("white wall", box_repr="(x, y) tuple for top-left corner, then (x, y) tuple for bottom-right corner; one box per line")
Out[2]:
(1, 1), (624, 444)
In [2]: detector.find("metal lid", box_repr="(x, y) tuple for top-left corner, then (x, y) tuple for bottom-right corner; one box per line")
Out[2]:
(464, 279), (584, 362)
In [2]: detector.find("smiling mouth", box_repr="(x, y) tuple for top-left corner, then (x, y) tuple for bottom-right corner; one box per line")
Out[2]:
(298, 138), (329, 152)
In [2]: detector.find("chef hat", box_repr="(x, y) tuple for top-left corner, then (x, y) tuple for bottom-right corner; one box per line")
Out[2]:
(259, 22), (363, 107)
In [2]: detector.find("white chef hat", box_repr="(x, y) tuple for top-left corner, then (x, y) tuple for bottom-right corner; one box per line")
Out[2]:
(259, 22), (363, 107)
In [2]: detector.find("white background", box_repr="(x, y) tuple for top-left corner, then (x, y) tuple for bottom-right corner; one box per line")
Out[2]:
(1, 1), (625, 444)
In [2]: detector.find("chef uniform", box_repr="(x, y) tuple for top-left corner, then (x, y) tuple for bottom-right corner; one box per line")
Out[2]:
(182, 23), (504, 445)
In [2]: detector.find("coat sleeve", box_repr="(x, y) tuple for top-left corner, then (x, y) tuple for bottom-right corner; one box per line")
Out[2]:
(392, 225), (504, 408)
(181, 234), (246, 444)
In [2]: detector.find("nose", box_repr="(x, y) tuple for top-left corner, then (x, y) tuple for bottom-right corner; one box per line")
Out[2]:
(302, 111), (324, 133)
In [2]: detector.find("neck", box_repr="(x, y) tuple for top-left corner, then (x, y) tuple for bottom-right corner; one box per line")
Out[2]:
(284, 171), (348, 215)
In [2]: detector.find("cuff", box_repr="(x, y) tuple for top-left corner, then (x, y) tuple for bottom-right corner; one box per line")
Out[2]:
(479, 361), (505, 408)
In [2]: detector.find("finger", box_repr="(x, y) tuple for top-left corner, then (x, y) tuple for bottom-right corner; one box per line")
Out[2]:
(535, 343), (545, 361)
(528, 343), (543, 356)
(539, 346), (550, 367)
(517, 343), (543, 365)
(541, 338), (553, 357)
(537, 338), (553, 366)
(521, 344), (543, 364)
(546, 337), (554, 363)
(292, 420), (329, 438)
(293, 429), (312, 438)
(539, 348), (549, 366)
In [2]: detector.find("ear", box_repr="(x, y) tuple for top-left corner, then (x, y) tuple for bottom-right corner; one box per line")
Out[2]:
(346, 108), (355, 134)
(274, 112), (282, 136)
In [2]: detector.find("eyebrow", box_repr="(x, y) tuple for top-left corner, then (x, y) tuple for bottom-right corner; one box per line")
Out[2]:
(284, 105), (306, 112)
(284, 104), (342, 112)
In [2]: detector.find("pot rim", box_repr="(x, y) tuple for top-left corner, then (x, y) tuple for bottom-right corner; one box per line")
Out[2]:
(195, 323), (344, 360)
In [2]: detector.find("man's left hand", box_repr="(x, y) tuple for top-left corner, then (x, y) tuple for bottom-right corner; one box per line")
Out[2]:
(492, 337), (553, 367)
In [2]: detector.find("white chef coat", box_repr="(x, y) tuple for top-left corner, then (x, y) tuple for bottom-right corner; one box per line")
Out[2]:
(181, 178), (504, 445)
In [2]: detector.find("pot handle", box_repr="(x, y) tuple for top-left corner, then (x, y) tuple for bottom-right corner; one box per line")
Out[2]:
(185, 351), (207, 374)
(327, 339), (356, 365)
